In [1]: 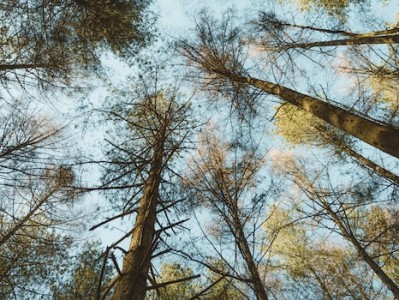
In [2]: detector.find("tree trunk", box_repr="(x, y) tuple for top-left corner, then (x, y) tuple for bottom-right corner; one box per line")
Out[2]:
(292, 171), (399, 299)
(218, 71), (399, 159)
(230, 207), (268, 300)
(317, 128), (399, 186)
(277, 34), (399, 50)
(0, 64), (49, 71)
(111, 137), (164, 300)
(328, 208), (399, 299)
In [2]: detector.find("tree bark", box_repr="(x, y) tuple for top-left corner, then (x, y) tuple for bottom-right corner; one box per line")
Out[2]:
(217, 71), (399, 159)
(234, 223), (268, 300)
(111, 135), (165, 300)
(275, 34), (399, 50)
(0, 64), (49, 71)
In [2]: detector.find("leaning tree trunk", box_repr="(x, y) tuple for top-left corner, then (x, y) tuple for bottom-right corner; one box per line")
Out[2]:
(230, 208), (268, 300)
(111, 135), (165, 300)
(325, 204), (399, 299)
(217, 71), (399, 159)
(297, 174), (399, 299)
(276, 33), (399, 50)
(316, 128), (399, 186)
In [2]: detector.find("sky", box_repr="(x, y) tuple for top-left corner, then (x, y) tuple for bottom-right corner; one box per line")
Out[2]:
(70, 0), (399, 271)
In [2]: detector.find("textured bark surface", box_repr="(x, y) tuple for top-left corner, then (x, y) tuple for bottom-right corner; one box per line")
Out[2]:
(218, 72), (399, 159)
(111, 137), (165, 300)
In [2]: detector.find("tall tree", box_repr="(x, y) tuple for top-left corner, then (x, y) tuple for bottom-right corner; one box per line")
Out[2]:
(0, 101), (79, 298)
(94, 75), (194, 300)
(273, 103), (399, 185)
(179, 12), (399, 159)
(182, 128), (270, 300)
(264, 206), (387, 299)
(272, 156), (399, 298)
(0, 0), (153, 89)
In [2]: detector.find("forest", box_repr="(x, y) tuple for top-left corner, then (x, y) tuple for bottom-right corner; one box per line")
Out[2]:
(0, 0), (398, 299)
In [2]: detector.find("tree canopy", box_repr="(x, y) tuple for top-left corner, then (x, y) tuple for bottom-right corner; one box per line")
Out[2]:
(1, 0), (398, 299)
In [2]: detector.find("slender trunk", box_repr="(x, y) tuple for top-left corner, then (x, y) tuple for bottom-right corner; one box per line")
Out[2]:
(230, 207), (268, 300)
(317, 128), (399, 186)
(277, 34), (399, 50)
(0, 187), (59, 248)
(337, 213), (399, 299)
(217, 71), (399, 159)
(293, 173), (399, 298)
(111, 137), (165, 300)
(330, 210), (399, 299)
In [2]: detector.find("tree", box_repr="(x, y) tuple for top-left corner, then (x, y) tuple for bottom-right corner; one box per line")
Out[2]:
(0, 0), (153, 89)
(264, 206), (386, 299)
(182, 128), (270, 300)
(179, 10), (399, 159)
(261, 27), (399, 50)
(0, 101), (81, 299)
(51, 241), (114, 300)
(93, 74), (194, 300)
(272, 155), (399, 298)
(273, 103), (399, 185)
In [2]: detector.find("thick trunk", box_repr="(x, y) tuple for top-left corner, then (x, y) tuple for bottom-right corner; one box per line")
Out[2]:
(267, 23), (399, 38)
(277, 34), (399, 50)
(0, 64), (49, 71)
(219, 72), (399, 159)
(111, 140), (164, 300)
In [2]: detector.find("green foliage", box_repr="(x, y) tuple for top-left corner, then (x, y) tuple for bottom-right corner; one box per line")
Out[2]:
(263, 205), (391, 299)
(273, 103), (354, 156)
(368, 75), (399, 109)
(149, 262), (200, 300)
(361, 206), (399, 284)
(0, 226), (72, 299)
(273, 103), (330, 146)
(51, 241), (113, 300)
(0, 0), (154, 86)
(148, 261), (245, 299)
(201, 260), (246, 300)
(293, 0), (366, 19)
